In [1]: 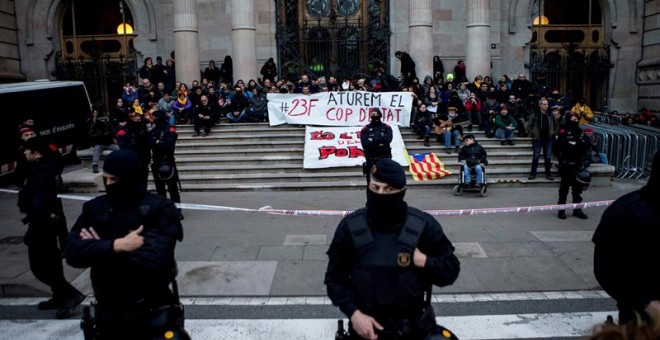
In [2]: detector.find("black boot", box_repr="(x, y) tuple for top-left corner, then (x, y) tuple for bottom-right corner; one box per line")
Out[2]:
(572, 209), (588, 219)
(423, 136), (430, 147)
(92, 164), (99, 174)
(558, 210), (567, 219)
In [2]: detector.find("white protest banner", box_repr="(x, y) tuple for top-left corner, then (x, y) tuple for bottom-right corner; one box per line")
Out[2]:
(268, 91), (413, 127)
(303, 125), (408, 169)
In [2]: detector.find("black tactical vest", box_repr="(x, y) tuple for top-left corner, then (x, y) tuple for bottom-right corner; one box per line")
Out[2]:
(347, 209), (428, 318)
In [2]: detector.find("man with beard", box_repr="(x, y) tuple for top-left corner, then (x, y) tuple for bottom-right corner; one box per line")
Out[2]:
(592, 150), (660, 325)
(360, 108), (393, 183)
(555, 112), (591, 220)
(66, 149), (189, 339)
(19, 137), (85, 319)
(325, 159), (460, 340)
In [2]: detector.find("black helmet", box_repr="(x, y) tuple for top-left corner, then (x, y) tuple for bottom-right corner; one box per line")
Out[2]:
(576, 169), (591, 188)
(156, 163), (175, 181)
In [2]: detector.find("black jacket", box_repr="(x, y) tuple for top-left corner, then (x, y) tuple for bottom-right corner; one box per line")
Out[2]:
(458, 143), (488, 167)
(18, 159), (59, 230)
(325, 207), (460, 318)
(66, 194), (183, 309)
(360, 121), (393, 161)
(592, 188), (660, 322)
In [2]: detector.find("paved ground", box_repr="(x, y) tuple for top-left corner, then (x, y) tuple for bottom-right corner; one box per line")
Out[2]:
(0, 176), (644, 299)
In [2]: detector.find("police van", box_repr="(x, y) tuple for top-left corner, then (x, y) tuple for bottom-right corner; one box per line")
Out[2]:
(0, 81), (92, 181)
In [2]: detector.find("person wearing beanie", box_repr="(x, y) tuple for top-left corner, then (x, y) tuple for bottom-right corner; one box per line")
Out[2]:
(65, 149), (190, 339)
(360, 108), (393, 183)
(555, 112), (591, 220)
(148, 110), (183, 219)
(18, 137), (85, 319)
(325, 158), (460, 340)
(593, 150), (660, 325)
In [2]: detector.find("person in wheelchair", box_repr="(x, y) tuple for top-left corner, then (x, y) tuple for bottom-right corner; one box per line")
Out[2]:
(457, 134), (488, 187)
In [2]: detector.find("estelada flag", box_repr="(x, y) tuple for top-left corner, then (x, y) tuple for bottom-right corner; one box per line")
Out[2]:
(408, 152), (452, 181)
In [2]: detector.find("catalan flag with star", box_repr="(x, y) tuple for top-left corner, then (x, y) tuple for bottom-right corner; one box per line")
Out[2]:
(407, 152), (452, 181)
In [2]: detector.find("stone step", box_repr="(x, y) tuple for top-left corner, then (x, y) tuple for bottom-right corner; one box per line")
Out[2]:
(173, 155), (541, 168)
(158, 168), (551, 186)
(173, 147), (533, 160)
(159, 177), (560, 192)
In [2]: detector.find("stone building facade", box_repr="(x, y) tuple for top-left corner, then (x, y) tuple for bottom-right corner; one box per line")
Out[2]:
(3, 0), (658, 113)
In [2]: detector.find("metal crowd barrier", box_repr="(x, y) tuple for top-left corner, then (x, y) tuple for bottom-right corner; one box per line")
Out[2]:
(589, 121), (659, 180)
(591, 114), (621, 125)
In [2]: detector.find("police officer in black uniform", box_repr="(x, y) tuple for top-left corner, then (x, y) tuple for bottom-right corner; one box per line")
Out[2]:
(148, 110), (183, 220)
(325, 159), (461, 340)
(360, 108), (393, 184)
(556, 112), (591, 220)
(65, 150), (189, 339)
(19, 137), (85, 319)
(116, 111), (151, 183)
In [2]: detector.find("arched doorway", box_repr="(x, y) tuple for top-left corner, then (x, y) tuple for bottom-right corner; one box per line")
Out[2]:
(527, 0), (611, 110)
(275, 0), (390, 81)
(55, 0), (138, 111)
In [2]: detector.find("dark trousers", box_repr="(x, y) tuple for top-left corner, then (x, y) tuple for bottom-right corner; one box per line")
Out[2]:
(530, 139), (553, 176)
(557, 167), (584, 204)
(153, 173), (181, 204)
(194, 117), (215, 134)
(27, 229), (80, 302)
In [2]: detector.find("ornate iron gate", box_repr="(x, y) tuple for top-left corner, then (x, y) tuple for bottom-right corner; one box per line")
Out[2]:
(528, 44), (611, 111)
(55, 38), (137, 112)
(275, 0), (390, 81)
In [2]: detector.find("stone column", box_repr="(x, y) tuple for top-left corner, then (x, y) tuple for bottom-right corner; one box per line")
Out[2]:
(409, 0), (433, 79)
(465, 0), (491, 80)
(173, 0), (200, 86)
(232, 0), (258, 83)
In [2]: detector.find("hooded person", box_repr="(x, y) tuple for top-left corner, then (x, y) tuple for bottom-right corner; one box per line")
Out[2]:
(66, 149), (189, 339)
(325, 158), (460, 340)
(593, 150), (660, 325)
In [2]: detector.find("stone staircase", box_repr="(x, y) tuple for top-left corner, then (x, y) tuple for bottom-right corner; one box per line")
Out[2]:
(71, 122), (614, 192)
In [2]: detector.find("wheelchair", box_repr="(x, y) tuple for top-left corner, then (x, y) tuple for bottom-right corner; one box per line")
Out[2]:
(453, 163), (488, 197)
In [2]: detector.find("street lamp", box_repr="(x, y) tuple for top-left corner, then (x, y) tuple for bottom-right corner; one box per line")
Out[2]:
(533, 15), (550, 26)
(116, 23), (133, 35)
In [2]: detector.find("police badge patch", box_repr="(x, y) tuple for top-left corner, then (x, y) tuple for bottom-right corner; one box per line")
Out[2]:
(397, 252), (411, 267)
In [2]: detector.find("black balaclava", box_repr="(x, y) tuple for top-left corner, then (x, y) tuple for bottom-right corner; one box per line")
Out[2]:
(641, 150), (660, 206)
(366, 159), (408, 229)
(103, 149), (147, 208)
(369, 108), (383, 125)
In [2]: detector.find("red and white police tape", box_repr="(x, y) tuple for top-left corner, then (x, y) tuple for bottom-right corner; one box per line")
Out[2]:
(0, 188), (614, 217)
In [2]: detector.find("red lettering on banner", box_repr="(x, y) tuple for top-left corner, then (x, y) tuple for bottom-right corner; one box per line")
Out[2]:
(318, 146), (364, 159)
(326, 108), (353, 122)
(348, 146), (364, 158)
(339, 132), (352, 139)
(319, 146), (337, 159)
(310, 131), (335, 140)
(289, 98), (316, 117)
(359, 108), (367, 122)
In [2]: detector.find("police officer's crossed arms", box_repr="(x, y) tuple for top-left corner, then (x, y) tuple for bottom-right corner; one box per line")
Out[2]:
(360, 108), (393, 183)
(325, 159), (460, 340)
(65, 150), (189, 339)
